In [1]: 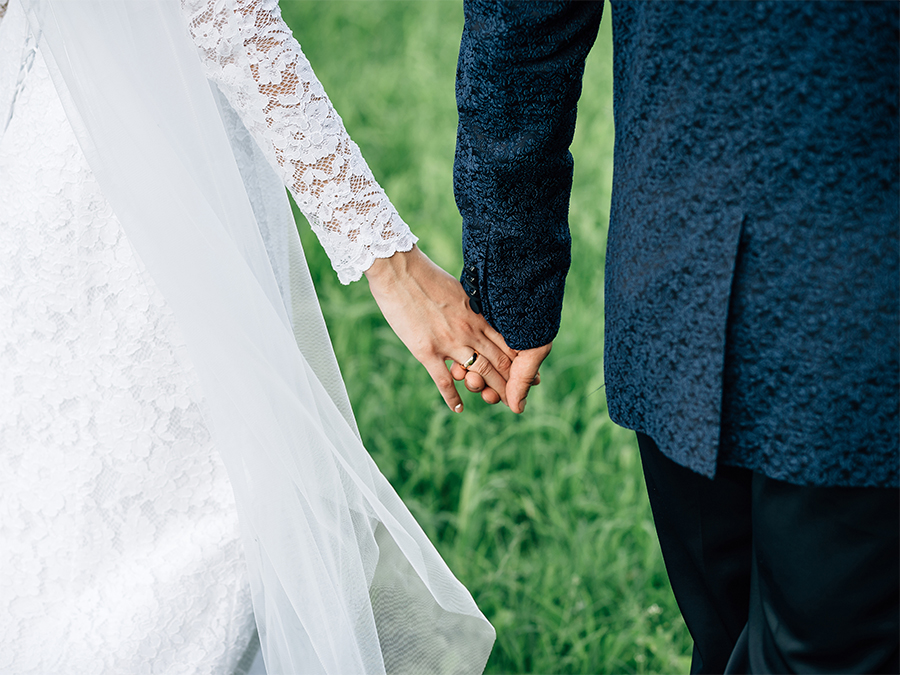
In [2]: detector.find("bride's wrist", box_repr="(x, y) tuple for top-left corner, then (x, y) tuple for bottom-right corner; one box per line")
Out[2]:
(364, 245), (422, 285)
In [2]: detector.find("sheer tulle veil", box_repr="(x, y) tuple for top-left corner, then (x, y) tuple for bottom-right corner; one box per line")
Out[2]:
(17, 1), (495, 672)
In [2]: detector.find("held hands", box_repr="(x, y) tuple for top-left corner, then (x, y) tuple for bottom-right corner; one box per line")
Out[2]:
(449, 343), (551, 413)
(365, 245), (517, 412)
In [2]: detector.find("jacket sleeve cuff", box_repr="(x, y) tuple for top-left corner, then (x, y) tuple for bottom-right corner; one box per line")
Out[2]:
(461, 236), (568, 351)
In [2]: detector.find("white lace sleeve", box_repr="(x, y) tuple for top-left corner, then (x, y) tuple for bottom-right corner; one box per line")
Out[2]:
(180, 0), (417, 283)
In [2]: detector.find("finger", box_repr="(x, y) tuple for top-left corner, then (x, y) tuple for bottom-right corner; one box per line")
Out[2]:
(479, 322), (518, 371)
(507, 359), (537, 413)
(423, 359), (464, 413)
(450, 356), (493, 401)
(464, 371), (485, 393)
(507, 344), (551, 413)
(481, 387), (501, 405)
(449, 361), (468, 382)
(463, 352), (508, 405)
(471, 330), (515, 379)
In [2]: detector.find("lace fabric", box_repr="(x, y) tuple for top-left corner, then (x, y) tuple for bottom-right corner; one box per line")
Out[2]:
(3, 0), (494, 671)
(0, 21), (255, 672)
(182, 0), (417, 283)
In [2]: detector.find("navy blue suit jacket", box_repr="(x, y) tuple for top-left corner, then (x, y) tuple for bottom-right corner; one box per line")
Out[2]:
(454, 1), (898, 487)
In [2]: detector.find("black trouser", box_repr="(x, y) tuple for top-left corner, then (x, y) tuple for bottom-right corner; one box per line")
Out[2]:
(637, 433), (899, 674)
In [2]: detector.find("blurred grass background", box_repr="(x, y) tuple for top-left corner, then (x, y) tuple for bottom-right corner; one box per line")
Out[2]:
(280, 2), (692, 673)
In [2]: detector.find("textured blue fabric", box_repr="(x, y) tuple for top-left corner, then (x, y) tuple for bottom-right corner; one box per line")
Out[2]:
(454, 0), (899, 488)
(455, 0), (603, 346)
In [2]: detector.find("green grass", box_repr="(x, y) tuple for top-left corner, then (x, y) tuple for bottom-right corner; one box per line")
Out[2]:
(279, 2), (692, 673)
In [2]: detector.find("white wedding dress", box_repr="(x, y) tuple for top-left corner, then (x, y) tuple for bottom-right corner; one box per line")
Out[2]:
(0, 0), (494, 673)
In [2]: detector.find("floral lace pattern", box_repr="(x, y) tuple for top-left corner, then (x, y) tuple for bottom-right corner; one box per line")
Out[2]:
(181, 0), (417, 283)
(0, 38), (256, 675)
(1, 0), (427, 669)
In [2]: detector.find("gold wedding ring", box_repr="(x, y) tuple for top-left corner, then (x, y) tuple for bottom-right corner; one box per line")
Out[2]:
(462, 352), (478, 370)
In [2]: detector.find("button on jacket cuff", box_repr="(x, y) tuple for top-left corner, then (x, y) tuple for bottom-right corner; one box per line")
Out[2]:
(460, 255), (566, 351)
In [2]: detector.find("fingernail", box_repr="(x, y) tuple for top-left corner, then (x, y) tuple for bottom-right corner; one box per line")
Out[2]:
(454, 403), (463, 413)
(519, 399), (527, 412)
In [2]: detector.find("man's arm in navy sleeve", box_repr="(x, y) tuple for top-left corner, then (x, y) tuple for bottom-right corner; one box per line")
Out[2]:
(454, 0), (603, 350)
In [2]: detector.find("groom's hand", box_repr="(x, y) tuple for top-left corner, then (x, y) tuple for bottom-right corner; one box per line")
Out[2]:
(506, 343), (551, 413)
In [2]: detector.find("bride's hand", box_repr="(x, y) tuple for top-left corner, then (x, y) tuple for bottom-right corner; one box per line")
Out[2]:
(364, 245), (516, 412)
